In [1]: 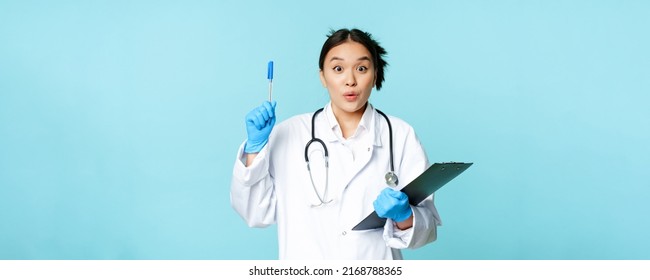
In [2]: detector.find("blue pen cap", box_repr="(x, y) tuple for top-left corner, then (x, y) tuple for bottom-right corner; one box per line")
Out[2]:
(267, 61), (274, 80)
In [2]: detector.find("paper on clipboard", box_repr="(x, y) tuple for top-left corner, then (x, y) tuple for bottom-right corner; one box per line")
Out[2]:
(352, 162), (473, 231)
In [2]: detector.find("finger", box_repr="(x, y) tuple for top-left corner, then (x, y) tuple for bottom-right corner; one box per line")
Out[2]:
(386, 188), (406, 199)
(254, 111), (266, 130)
(392, 192), (408, 204)
(262, 101), (275, 118)
(396, 191), (408, 201)
(373, 199), (387, 215)
(378, 191), (398, 206)
(379, 188), (392, 201)
(256, 106), (270, 122)
(245, 108), (258, 122)
(381, 187), (398, 198)
(246, 117), (257, 129)
(386, 195), (400, 207)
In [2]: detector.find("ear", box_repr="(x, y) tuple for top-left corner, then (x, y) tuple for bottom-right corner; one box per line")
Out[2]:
(373, 71), (378, 88)
(319, 70), (327, 88)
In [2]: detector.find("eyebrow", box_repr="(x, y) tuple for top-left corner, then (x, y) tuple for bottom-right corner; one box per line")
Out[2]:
(329, 56), (372, 62)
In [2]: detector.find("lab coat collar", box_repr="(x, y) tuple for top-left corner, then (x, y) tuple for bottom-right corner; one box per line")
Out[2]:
(320, 102), (382, 147)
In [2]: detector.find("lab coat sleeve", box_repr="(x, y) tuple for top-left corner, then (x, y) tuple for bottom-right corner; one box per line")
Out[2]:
(382, 124), (442, 249)
(230, 141), (276, 228)
(383, 196), (440, 249)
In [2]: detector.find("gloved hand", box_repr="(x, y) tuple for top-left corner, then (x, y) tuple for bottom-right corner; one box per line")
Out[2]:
(244, 101), (277, 153)
(373, 187), (413, 222)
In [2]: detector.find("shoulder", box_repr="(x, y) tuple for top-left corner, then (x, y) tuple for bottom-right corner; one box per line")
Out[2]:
(268, 112), (313, 151)
(375, 110), (416, 135)
(275, 112), (312, 131)
(269, 112), (315, 141)
(374, 110), (429, 168)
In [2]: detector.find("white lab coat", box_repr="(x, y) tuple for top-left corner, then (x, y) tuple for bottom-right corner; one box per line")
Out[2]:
(230, 103), (441, 260)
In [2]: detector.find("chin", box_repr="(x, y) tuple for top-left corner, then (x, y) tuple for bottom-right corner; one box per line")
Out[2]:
(340, 102), (366, 113)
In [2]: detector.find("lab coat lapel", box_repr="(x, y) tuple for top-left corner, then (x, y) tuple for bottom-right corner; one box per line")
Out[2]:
(317, 103), (384, 199)
(338, 106), (383, 194)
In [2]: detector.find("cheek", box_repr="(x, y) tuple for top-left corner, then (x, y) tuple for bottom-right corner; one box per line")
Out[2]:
(361, 75), (376, 89)
(324, 74), (342, 87)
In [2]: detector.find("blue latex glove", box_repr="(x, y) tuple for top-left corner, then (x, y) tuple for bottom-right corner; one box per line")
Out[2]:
(244, 101), (277, 153)
(373, 187), (413, 222)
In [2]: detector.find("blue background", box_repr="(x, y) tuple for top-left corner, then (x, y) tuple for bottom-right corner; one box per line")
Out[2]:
(1, 0), (648, 259)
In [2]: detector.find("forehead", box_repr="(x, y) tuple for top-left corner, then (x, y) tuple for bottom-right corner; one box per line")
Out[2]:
(324, 41), (372, 62)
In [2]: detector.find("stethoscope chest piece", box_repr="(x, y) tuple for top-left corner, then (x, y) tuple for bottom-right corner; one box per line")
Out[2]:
(385, 171), (399, 188)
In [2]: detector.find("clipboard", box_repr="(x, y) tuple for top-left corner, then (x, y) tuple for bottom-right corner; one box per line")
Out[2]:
(352, 162), (473, 231)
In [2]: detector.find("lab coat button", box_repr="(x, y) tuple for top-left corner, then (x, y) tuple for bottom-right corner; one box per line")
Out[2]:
(342, 231), (347, 236)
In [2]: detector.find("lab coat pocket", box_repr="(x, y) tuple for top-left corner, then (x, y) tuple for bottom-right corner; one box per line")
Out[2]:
(341, 228), (390, 259)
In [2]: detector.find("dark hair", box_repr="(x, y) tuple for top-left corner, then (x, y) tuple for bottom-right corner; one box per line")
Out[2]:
(318, 28), (388, 90)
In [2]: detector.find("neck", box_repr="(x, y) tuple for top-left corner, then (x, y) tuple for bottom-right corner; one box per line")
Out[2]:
(332, 103), (367, 139)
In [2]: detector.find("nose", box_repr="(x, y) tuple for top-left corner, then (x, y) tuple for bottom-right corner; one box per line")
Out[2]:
(345, 71), (357, 87)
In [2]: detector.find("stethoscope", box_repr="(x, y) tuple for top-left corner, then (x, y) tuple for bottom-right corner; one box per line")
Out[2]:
(304, 107), (398, 207)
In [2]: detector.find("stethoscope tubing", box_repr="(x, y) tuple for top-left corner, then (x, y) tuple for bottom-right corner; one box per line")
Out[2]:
(304, 106), (397, 206)
(374, 109), (394, 173)
(304, 108), (327, 162)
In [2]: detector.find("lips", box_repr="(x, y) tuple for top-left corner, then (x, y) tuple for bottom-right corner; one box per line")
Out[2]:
(344, 92), (358, 101)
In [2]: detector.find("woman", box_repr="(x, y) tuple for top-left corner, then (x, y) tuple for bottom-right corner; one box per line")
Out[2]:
(230, 28), (441, 259)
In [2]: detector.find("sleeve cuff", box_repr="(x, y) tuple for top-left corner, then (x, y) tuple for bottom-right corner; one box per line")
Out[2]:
(232, 141), (271, 187)
(382, 207), (416, 249)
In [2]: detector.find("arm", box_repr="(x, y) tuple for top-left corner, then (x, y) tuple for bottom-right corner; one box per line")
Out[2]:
(230, 142), (277, 227)
(245, 153), (258, 167)
(395, 215), (413, 230)
(230, 101), (278, 227)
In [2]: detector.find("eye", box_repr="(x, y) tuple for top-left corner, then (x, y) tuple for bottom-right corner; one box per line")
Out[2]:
(357, 66), (368, 72)
(333, 66), (343, 72)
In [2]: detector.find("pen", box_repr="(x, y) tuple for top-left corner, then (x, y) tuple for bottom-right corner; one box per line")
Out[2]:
(267, 61), (274, 101)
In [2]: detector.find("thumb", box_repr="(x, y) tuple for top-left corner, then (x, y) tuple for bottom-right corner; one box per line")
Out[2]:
(269, 115), (276, 127)
(387, 188), (406, 200)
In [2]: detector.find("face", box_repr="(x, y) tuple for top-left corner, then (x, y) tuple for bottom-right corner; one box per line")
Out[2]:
(320, 41), (376, 118)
